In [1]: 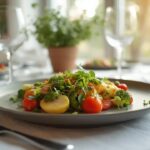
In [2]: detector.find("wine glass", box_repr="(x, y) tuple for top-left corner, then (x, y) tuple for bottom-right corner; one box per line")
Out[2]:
(0, 6), (27, 83)
(104, 4), (138, 78)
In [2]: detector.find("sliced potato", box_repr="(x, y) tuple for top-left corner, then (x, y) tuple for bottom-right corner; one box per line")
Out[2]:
(40, 95), (69, 114)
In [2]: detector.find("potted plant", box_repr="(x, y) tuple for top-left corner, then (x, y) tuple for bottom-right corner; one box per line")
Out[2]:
(34, 9), (103, 72)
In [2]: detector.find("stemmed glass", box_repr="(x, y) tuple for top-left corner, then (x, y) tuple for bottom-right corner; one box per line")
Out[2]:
(0, 6), (27, 83)
(104, 3), (138, 78)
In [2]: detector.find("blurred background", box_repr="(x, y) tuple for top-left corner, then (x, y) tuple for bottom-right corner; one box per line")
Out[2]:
(0, 0), (150, 81)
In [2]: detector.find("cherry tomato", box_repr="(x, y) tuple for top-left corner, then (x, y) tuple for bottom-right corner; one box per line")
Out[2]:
(23, 90), (37, 111)
(117, 83), (128, 91)
(82, 96), (102, 113)
(0, 64), (5, 69)
(102, 99), (113, 111)
(23, 98), (38, 111)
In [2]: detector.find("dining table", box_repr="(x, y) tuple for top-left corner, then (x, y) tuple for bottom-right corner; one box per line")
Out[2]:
(0, 61), (150, 150)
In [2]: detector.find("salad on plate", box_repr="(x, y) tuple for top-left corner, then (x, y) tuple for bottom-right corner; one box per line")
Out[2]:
(82, 58), (129, 70)
(10, 70), (133, 114)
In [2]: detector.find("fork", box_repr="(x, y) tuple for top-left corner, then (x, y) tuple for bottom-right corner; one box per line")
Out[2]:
(0, 126), (74, 150)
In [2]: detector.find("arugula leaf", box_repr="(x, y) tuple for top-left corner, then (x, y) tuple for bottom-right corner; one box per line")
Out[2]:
(18, 89), (25, 99)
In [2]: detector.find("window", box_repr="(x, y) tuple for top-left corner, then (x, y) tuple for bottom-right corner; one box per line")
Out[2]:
(131, 0), (150, 62)
(3, 0), (150, 63)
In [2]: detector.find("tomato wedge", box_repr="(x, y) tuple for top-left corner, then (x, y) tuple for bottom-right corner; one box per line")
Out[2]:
(102, 99), (113, 111)
(117, 83), (128, 91)
(82, 96), (102, 113)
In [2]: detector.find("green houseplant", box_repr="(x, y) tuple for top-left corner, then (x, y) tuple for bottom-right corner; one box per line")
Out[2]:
(34, 9), (103, 72)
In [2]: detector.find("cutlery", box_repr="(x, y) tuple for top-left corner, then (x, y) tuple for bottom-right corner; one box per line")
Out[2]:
(0, 126), (74, 150)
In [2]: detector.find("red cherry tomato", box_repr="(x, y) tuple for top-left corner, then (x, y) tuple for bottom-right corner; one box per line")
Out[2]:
(102, 99), (113, 111)
(117, 83), (128, 91)
(23, 98), (38, 111)
(23, 90), (37, 111)
(0, 64), (5, 69)
(82, 96), (102, 113)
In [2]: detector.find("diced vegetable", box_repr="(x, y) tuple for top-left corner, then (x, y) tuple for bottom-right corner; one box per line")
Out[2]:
(102, 99), (113, 111)
(112, 90), (131, 108)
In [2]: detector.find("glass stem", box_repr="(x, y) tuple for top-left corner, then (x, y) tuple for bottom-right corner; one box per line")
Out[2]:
(116, 46), (123, 79)
(7, 50), (13, 83)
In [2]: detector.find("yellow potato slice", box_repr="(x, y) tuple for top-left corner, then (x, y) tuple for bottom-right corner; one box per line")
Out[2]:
(23, 84), (33, 90)
(101, 81), (118, 98)
(40, 95), (69, 114)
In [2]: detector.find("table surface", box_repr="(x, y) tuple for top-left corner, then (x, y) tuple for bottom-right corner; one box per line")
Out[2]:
(0, 62), (150, 150)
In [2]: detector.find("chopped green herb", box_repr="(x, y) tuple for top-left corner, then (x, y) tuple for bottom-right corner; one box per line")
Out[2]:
(18, 89), (25, 99)
(143, 100), (150, 106)
(9, 89), (25, 103)
(44, 91), (60, 101)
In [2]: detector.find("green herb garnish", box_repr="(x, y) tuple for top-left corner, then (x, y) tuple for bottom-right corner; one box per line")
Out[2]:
(10, 89), (25, 103)
(143, 100), (150, 106)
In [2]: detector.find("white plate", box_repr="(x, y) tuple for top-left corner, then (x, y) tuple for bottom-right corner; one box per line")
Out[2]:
(0, 79), (150, 127)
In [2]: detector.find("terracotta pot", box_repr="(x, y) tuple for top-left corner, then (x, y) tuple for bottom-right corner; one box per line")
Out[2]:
(48, 47), (78, 72)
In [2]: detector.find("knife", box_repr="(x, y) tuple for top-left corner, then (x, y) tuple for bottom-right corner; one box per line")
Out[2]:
(0, 126), (74, 150)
